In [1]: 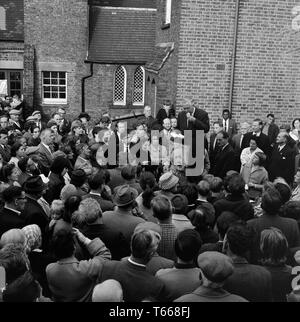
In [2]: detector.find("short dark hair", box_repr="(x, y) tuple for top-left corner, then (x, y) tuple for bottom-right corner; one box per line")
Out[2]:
(267, 113), (275, 119)
(88, 172), (105, 190)
(261, 183), (283, 214)
(222, 109), (230, 115)
(253, 118), (263, 126)
(10, 142), (22, 158)
(151, 196), (172, 221)
(292, 118), (300, 129)
(174, 229), (202, 262)
(181, 184), (198, 205)
(274, 182), (291, 205)
(217, 211), (239, 239)
(3, 271), (40, 302)
(254, 152), (266, 166)
(224, 174), (245, 195)
(92, 126), (102, 138)
(64, 195), (82, 223)
(2, 186), (24, 203)
(210, 177), (223, 193)
(131, 230), (158, 262)
(121, 165), (136, 181)
(282, 201), (300, 222)
(78, 112), (90, 121)
(198, 180), (210, 197)
(226, 223), (255, 257)
(249, 135), (259, 145)
(50, 229), (75, 259)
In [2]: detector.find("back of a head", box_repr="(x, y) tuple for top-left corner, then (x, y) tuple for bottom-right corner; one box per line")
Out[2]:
(260, 227), (288, 266)
(92, 280), (123, 302)
(88, 172), (104, 191)
(224, 174), (245, 195)
(188, 209), (207, 230)
(60, 184), (78, 203)
(151, 195), (172, 221)
(282, 201), (300, 222)
(274, 181), (291, 205)
(50, 229), (75, 260)
(175, 229), (202, 262)
(226, 222), (255, 257)
(79, 197), (102, 224)
(121, 165), (136, 181)
(64, 194), (82, 223)
(139, 172), (156, 209)
(261, 183), (283, 214)
(210, 177), (223, 193)
(181, 184), (198, 205)
(3, 271), (40, 302)
(198, 180), (210, 197)
(130, 229), (160, 263)
(0, 244), (29, 284)
(2, 186), (23, 204)
(18, 157), (29, 173)
(0, 229), (26, 248)
(217, 211), (239, 239)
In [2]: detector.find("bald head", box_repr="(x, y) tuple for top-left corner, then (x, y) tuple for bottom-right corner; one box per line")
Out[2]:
(92, 280), (123, 302)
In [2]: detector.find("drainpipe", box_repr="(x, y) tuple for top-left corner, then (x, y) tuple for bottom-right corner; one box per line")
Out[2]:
(228, 0), (241, 114)
(81, 62), (94, 113)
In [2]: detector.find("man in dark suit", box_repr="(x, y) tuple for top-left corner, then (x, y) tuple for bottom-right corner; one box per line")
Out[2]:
(241, 118), (271, 156)
(224, 223), (273, 302)
(38, 128), (55, 176)
(262, 113), (280, 147)
(98, 229), (171, 302)
(138, 105), (157, 131)
(211, 130), (235, 179)
(0, 128), (11, 162)
(23, 176), (50, 247)
(58, 107), (71, 136)
(177, 99), (210, 158)
(231, 122), (250, 171)
(209, 121), (223, 171)
(31, 110), (47, 131)
(269, 132), (296, 185)
(156, 99), (175, 127)
(219, 109), (237, 139)
(0, 186), (27, 237)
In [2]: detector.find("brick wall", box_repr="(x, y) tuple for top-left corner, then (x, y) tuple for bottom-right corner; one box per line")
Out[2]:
(153, 0), (181, 112)
(24, 0), (89, 119)
(174, 0), (300, 130)
(0, 42), (24, 62)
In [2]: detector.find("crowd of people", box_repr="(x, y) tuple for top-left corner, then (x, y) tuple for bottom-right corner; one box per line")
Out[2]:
(0, 95), (300, 302)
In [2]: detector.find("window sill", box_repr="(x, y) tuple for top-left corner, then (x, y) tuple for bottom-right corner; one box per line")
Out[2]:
(161, 23), (170, 30)
(42, 100), (67, 105)
(110, 105), (144, 110)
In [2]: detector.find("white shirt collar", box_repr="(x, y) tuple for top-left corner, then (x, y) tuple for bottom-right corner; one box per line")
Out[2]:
(4, 206), (21, 216)
(128, 257), (146, 268)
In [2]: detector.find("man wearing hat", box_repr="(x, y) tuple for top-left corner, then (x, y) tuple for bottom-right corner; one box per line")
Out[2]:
(175, 252), (247, 302)
(23, 176), (49, 246)
(32, 110), (46, 131)
(102, 185), (145, 243)
(9, 109), (23, 132)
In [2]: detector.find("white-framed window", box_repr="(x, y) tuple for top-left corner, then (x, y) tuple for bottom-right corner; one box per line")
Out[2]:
(42, 71), (67, 104)
(165, 0), (172, 25)
(133, 66), (145, 106)
(113, 66), (126, 106)
(0, 6), (6, 31)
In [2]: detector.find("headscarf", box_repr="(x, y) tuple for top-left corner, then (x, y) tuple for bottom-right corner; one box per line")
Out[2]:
(22, 225), (42, 253)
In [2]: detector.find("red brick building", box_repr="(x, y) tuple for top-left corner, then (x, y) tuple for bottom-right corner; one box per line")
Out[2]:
(1, 0), (300, 125)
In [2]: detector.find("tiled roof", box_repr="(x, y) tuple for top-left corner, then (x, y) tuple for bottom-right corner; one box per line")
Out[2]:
(145, 43), (174, 73)
(0, 0), (24, 41)
(88, 6), (156, 64)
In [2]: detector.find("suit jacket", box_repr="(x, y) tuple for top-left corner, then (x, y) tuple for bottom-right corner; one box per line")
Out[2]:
(242, 132), (271, 156)
(262, 123), (279, 146)
(98, 258), (171, 302)
(269, 144), (296, 184)
(218, 118), (237, 138)
(0, 145), (11, 163)
(81, 223), (130, 260)
(211, 143), (235, 178)
(44, 172), (65, 204)
(37, 143), (54, 176)
(10, 120), (24, 132)
(0, 207), (27, 237)
(156, 108), (175, 126)
(177, 108), (210, 134)
(224, 257), (273, 302)
(23, 196), (49, 244)
(46, 238), (110, 302)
